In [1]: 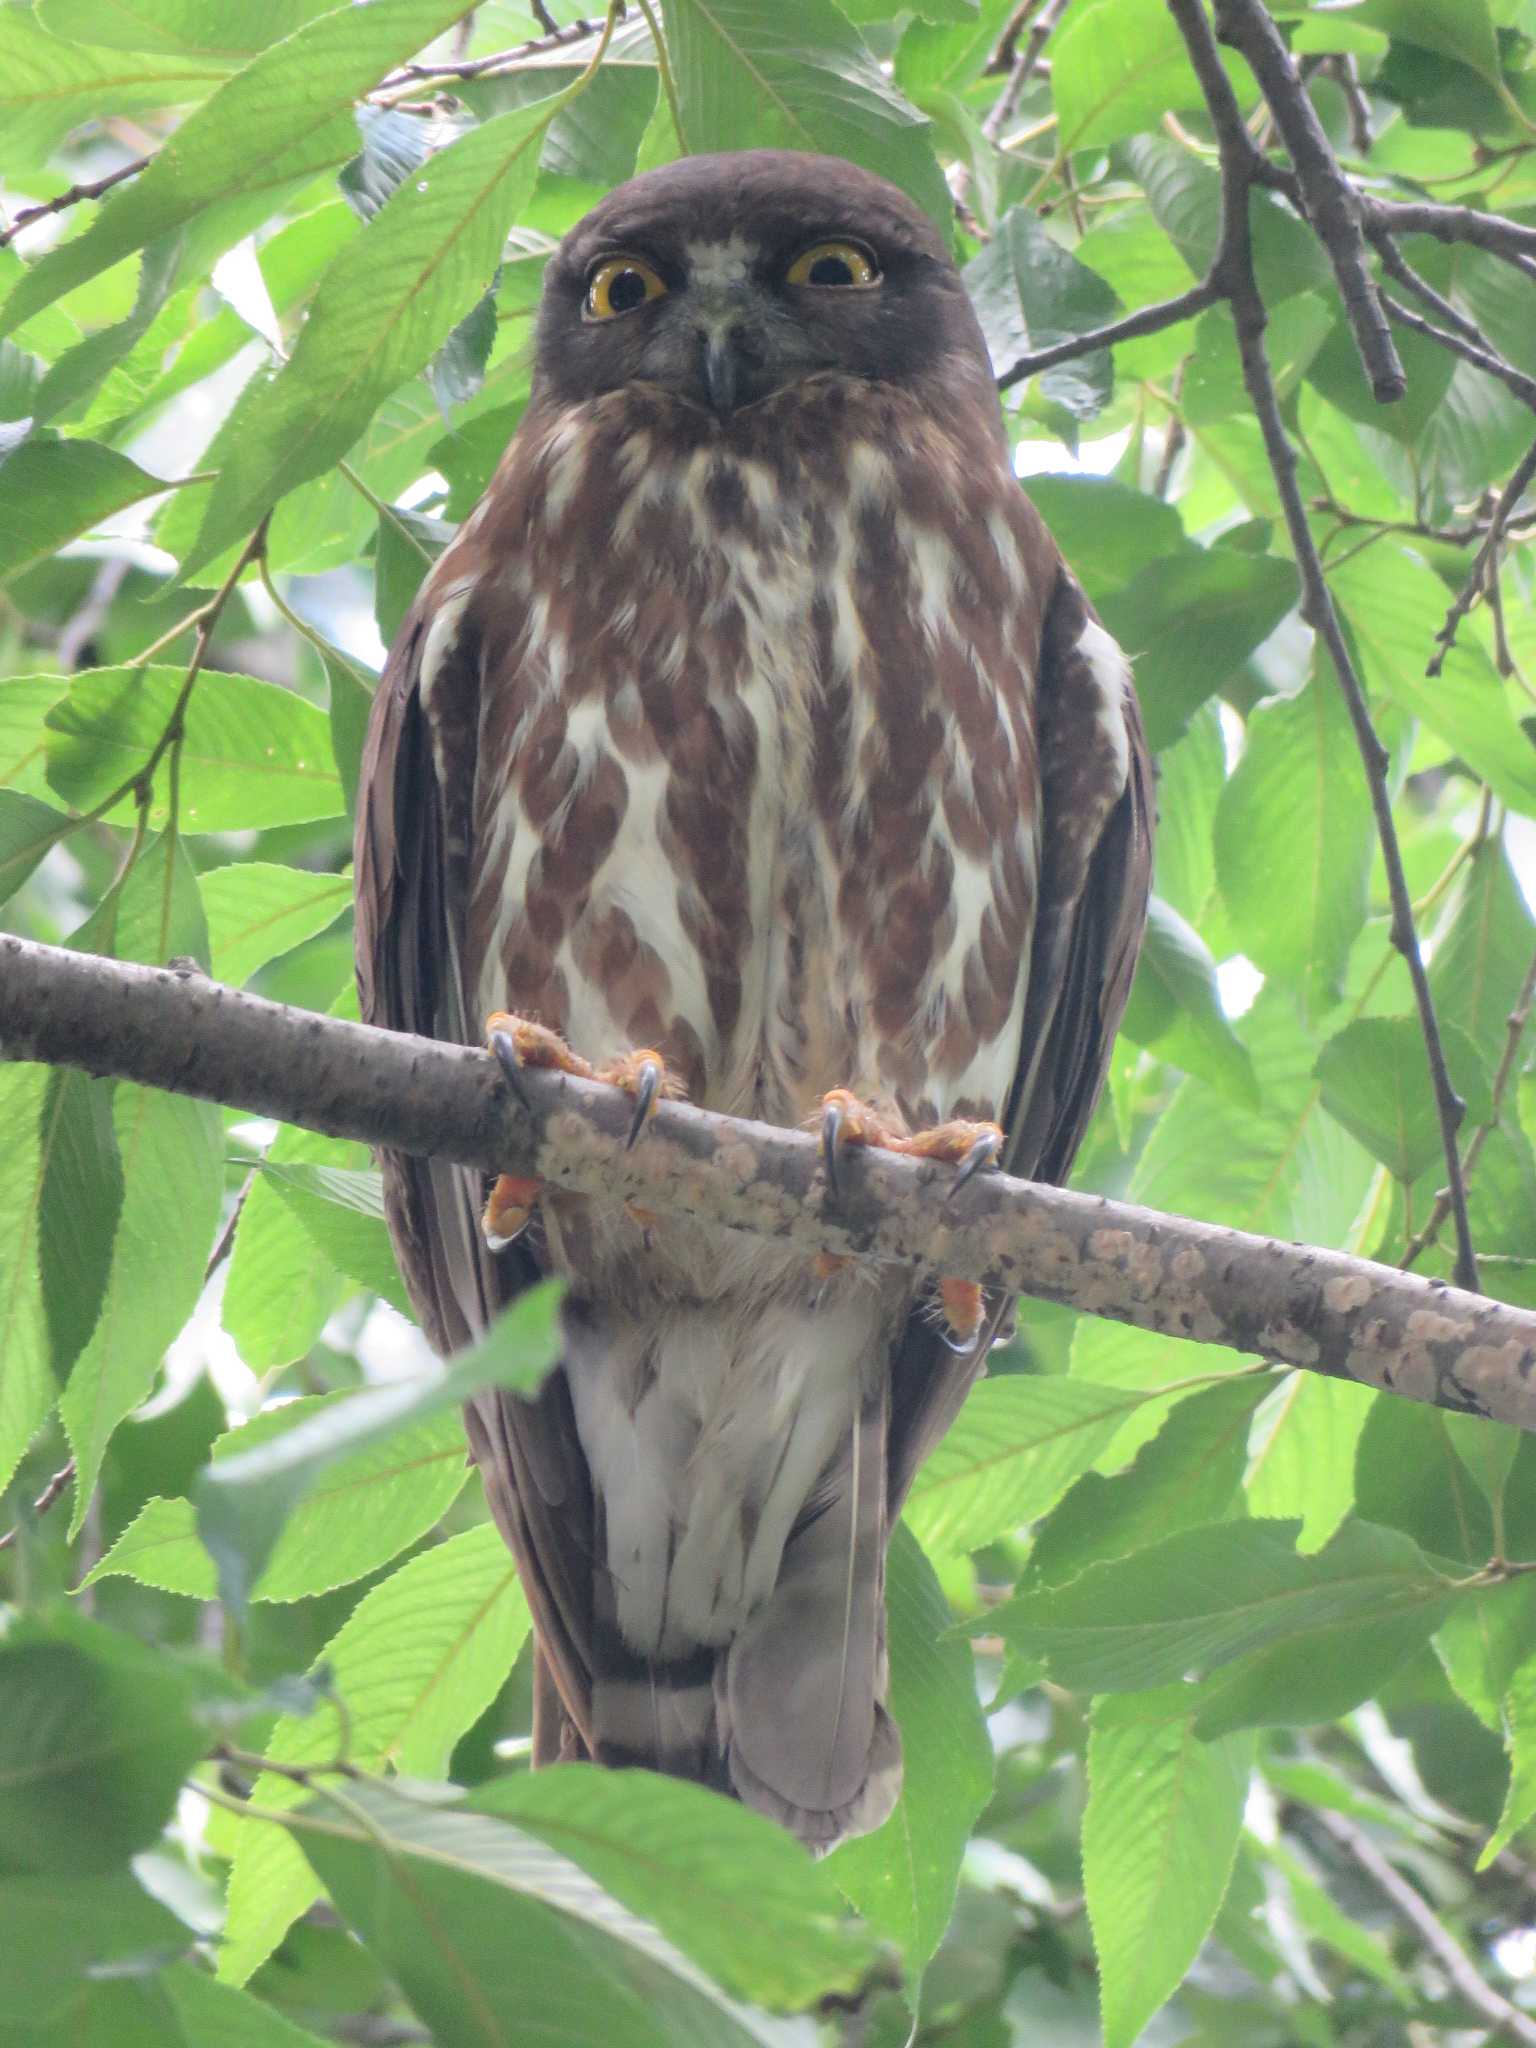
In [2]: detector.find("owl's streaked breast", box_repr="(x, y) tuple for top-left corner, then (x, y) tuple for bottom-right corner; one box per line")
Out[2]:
(451, 376), (1044, 1156)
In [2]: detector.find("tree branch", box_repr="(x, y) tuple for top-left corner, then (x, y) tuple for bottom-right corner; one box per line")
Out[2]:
(3, 934), (1535, 1432)
(1314, 1808), (1536, 2045)
(1164, 0), (1481, 1294)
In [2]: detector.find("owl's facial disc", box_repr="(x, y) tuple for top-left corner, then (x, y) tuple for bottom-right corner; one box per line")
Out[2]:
(537, 152), (982, 420)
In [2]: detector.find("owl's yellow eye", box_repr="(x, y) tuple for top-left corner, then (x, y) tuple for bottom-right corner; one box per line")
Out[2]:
(585, 255), (668, 321)
(785, 241), (880, 289)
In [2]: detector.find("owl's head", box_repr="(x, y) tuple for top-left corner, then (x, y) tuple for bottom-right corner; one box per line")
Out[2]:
(534, 150), (987, 418)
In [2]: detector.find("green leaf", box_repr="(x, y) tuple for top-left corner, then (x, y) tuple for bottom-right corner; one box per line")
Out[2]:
(904, 1375), (1150, 1559)
(0, 9), (225, 164)
(1027, 1376), (1265, 1589)
(1152, 701), (1223, 926)
(1121, 895), (1259, 1104)
(0, 677), (67, 799)
(1084, 1687), (1253, 2048)
(1051, 0), (1254, 152)
(87, 1398), (467, 1601)
(659, 0), (951, 227)
(984, 1518), (1454, 1694)
(1316, 1015), (1491, 1183)
(0, 1067), (81, 1495)
(0, 1611), (208, 1877)
(161, 1966), (331, 2048)
(195, 1282), (561, 1611)
(1428, 838), (1536, 1067)
(1022, 474), (1184, 604)
(471, 1768), (878, 2011)
(180, 89), (567, 576)
(965, 207), (1118, 419)
(1351, 0), (1502, 82)
(0, 439), (179, 583)
(1259, 1836), (1413, 2003)
(832, 1525), (992, 1973)
(0, 1868), (185, 2024)
(1098, 546), (1297, 751)
(0, 0), (483, 339)
(251, 1158), (410, 1316)
(200, 862), (351, 988)
(36, 0), (337, 59)
(220, 1521), (531, 1984)
(1245, 1374), (1375, 1553)
(44, 666), (343, 830)
(1482, 1656), (1536, 1863)
(223, 1137), (353, 1371)
(1332, 541), (1536, 814)
(290, 1779), (803, 2047)
(0, 789), (68, 909)
(1436, 1576), (1536, 1731)
(58, 1082), (222, 1531)
(1215, 673), (1376, 1014)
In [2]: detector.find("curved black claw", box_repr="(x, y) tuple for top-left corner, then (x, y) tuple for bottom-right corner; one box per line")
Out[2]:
(625, 1058), (662, 1151)
(821, 1097), (846, 1203)
(945, 1129), (1002, 1206)
(489, 1028), (534, 1114)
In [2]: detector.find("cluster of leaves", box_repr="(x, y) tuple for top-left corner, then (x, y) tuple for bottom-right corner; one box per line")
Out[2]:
(4, 0), (1536, 2042)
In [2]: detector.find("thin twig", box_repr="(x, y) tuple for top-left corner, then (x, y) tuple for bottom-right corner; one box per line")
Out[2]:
(1365, 195), (1536, 284)
(0, 1461), (76, 1554)
(1379, 291), (1536, 413)
(0, 156), (147, 250)
(1429, 436), (1536, 675)
(1213, 0), (1405, 402)
(1368, 230), (1485, 349)
(1166, 0), (1481, 1294)
(995, 281), (1217, 389)
(1315, 1808), (1536, 2045)
(378, 17), (600, 90)
(983, 0), (1069, 145)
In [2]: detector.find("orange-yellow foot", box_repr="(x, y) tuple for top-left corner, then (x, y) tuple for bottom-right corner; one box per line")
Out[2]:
(485, 1013), (686, 1150)
(899, 1119), (1005, 1204)
(817, 1088), (904, 1202)
(936, 1275), (986, 1352)
(482, 1172), (542, 1252)
(593, 1047), (687, 1150)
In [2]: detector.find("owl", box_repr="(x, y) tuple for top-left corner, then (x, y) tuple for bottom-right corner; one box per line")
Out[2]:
(356, 149), (1151, 1850)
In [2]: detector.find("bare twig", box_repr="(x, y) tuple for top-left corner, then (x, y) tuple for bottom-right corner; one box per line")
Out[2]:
(1315, 1808), (1536, 2045)
(1164, 0), (1480, 1294)
(0, 1461), (77, 1554)
(2, 934), (1535, 1430)
(0, 155), (147, 250)
(378, 17), (600, 90)
(1213, 0), (1405, 402)
(1429, 436), (1536, 675)
(1364, 196), (1536, 284)
(995, 281), (1217, 389)
(1379, 292), (1536, 413)
(983, 0), (1070, 145)
(1367, 230), (1486, 350)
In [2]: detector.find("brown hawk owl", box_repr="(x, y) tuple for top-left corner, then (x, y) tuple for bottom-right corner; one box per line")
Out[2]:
(356, 150), (1152, 1851)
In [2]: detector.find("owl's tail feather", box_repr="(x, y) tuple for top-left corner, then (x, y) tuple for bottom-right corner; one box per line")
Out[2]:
(579, 1387), (902, 1853)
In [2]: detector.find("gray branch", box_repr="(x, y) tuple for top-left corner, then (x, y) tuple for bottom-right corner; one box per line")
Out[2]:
(3, 933), (1534, 1431)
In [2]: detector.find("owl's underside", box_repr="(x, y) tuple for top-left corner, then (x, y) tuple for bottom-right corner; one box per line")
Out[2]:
(356, 151), (1152, 1851)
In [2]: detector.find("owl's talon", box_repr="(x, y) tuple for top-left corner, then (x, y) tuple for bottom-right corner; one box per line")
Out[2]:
(625, 1057), (662, 1150)
(821, 1095), (847, 1201)
(946, 1128), (1002, 1205)
(488, 1026), (533, 1113)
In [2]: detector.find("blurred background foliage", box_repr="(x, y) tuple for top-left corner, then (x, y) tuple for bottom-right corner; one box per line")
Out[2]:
(4, 0), (1536, 2042)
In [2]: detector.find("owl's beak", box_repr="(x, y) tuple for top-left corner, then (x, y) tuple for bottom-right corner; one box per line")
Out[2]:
(696, 322), (747, 417)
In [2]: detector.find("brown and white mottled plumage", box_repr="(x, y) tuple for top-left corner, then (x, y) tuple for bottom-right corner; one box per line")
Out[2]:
(355, 150), (1151, 1850)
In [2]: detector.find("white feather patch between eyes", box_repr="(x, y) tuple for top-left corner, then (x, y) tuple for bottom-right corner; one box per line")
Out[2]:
(684, 235), (759, 291)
